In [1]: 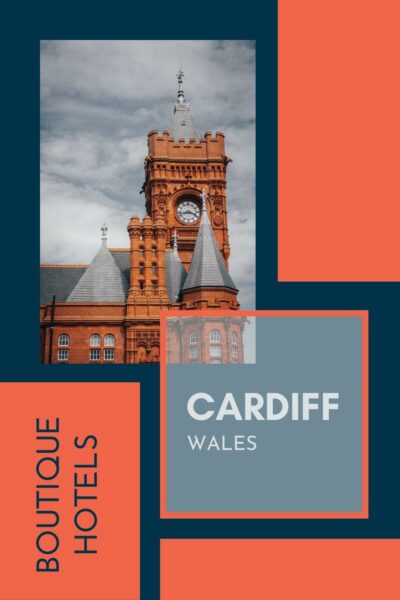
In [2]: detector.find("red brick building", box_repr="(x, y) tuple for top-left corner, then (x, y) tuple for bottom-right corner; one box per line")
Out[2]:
(40, 71), (242, 364)
(166, 316), (246, 364)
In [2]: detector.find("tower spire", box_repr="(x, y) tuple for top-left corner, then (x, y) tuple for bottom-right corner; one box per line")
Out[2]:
(173, 229), (179, 256)
(171, 69), (201, 142)
(201, 188), (207, 212)
(176, 68), (185, 103)
(101, 223), (108, 245)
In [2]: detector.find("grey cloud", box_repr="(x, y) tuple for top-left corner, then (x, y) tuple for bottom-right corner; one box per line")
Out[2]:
(41, 40), (255, 308)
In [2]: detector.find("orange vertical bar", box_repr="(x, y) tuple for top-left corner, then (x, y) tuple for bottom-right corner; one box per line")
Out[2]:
(279, 0), (400, 281)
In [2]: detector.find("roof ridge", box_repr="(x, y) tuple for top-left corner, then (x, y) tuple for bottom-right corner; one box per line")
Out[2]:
(41, 264), (89, 269)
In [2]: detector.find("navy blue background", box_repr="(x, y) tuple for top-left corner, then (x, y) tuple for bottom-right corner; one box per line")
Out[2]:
(1, 2), (400, 599)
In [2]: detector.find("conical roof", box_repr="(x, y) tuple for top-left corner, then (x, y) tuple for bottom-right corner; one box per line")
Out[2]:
(165, 249), (187, 302)
(165, 230), (187, 301)
(67, 240), (128, 302)
(183, 202), (238, 292)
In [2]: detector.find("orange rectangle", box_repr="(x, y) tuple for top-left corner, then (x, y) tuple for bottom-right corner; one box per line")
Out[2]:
(161, 539), (400, 599)
(278, 0), (400, 281)
(0, 382), (140, 600)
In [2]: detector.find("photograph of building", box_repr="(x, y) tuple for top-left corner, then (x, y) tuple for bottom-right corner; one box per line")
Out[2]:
(40, 41), (255, 364)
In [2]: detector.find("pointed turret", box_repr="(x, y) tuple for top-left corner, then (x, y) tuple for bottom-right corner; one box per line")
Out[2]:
(165, 230), (187, 302)
(171, 69), (201, 143)
(181, 190), (238, 309)
(67, 225), (128, 302)
(183, 190), (238, 293)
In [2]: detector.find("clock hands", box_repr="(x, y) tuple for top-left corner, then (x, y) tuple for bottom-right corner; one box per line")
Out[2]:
(177, 199), (200, 223)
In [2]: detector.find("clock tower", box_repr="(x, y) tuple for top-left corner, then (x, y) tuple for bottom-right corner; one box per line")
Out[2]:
(142, 70), (232, 270)
(40, 70), (240, 365)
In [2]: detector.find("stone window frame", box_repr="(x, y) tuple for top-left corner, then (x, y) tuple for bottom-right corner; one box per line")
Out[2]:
(104, 334), (115, 348)
(58, 333), (70, 347)
(104, 349), (115, 361)
(57, 349), (69, 362)
(210, 344), (222, 358)
(90, 348), (101, 361)
(209, 329), (222, 343)
(90, 334), (101, 347)
(189, 331), (198, 344)
(189, 345), (198, 359)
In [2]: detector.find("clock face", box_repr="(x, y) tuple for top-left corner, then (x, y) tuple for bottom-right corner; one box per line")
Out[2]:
(176, 199), (200, 224)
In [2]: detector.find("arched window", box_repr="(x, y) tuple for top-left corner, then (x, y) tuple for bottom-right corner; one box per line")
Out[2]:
(139, 264), (144, 275)
(152, 264), (157, 276)
(189, 331), (198, 344)
(58, 334), (69, 347)
(90, 334), (101, 347)
(232, 345), (238, 359)
(209, 329), (221, 342)
(232, 331), (238, 345)
(137, 345), (147, 362)
(150, 345), (159, 362)
(104, 334), (115, 347)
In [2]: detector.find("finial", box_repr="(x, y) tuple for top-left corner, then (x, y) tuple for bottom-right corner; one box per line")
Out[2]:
(101, 223), (108, 243)
(173, 229), (179, 256)
(176, 68), (185, 103)
(201, 188), (207, 212)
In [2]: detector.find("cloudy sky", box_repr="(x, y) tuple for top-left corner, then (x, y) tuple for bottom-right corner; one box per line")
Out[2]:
(40, 40), (255, 308)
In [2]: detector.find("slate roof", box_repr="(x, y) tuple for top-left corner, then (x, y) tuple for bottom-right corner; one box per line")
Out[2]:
(40, 211), (237, 304)
(182, 206), (238, 292)
(41, 246), (190, 304)
(165, 248), (187, 302)
(171, 100), (201, 143)
(40, 266), (87, 305)
(66, 241), (129, 302)
(110, 250), (130, 281)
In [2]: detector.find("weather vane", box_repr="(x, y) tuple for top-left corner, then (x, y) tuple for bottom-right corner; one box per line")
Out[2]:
(176, 68), (185, 102)
(101, 223), (108, 241)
